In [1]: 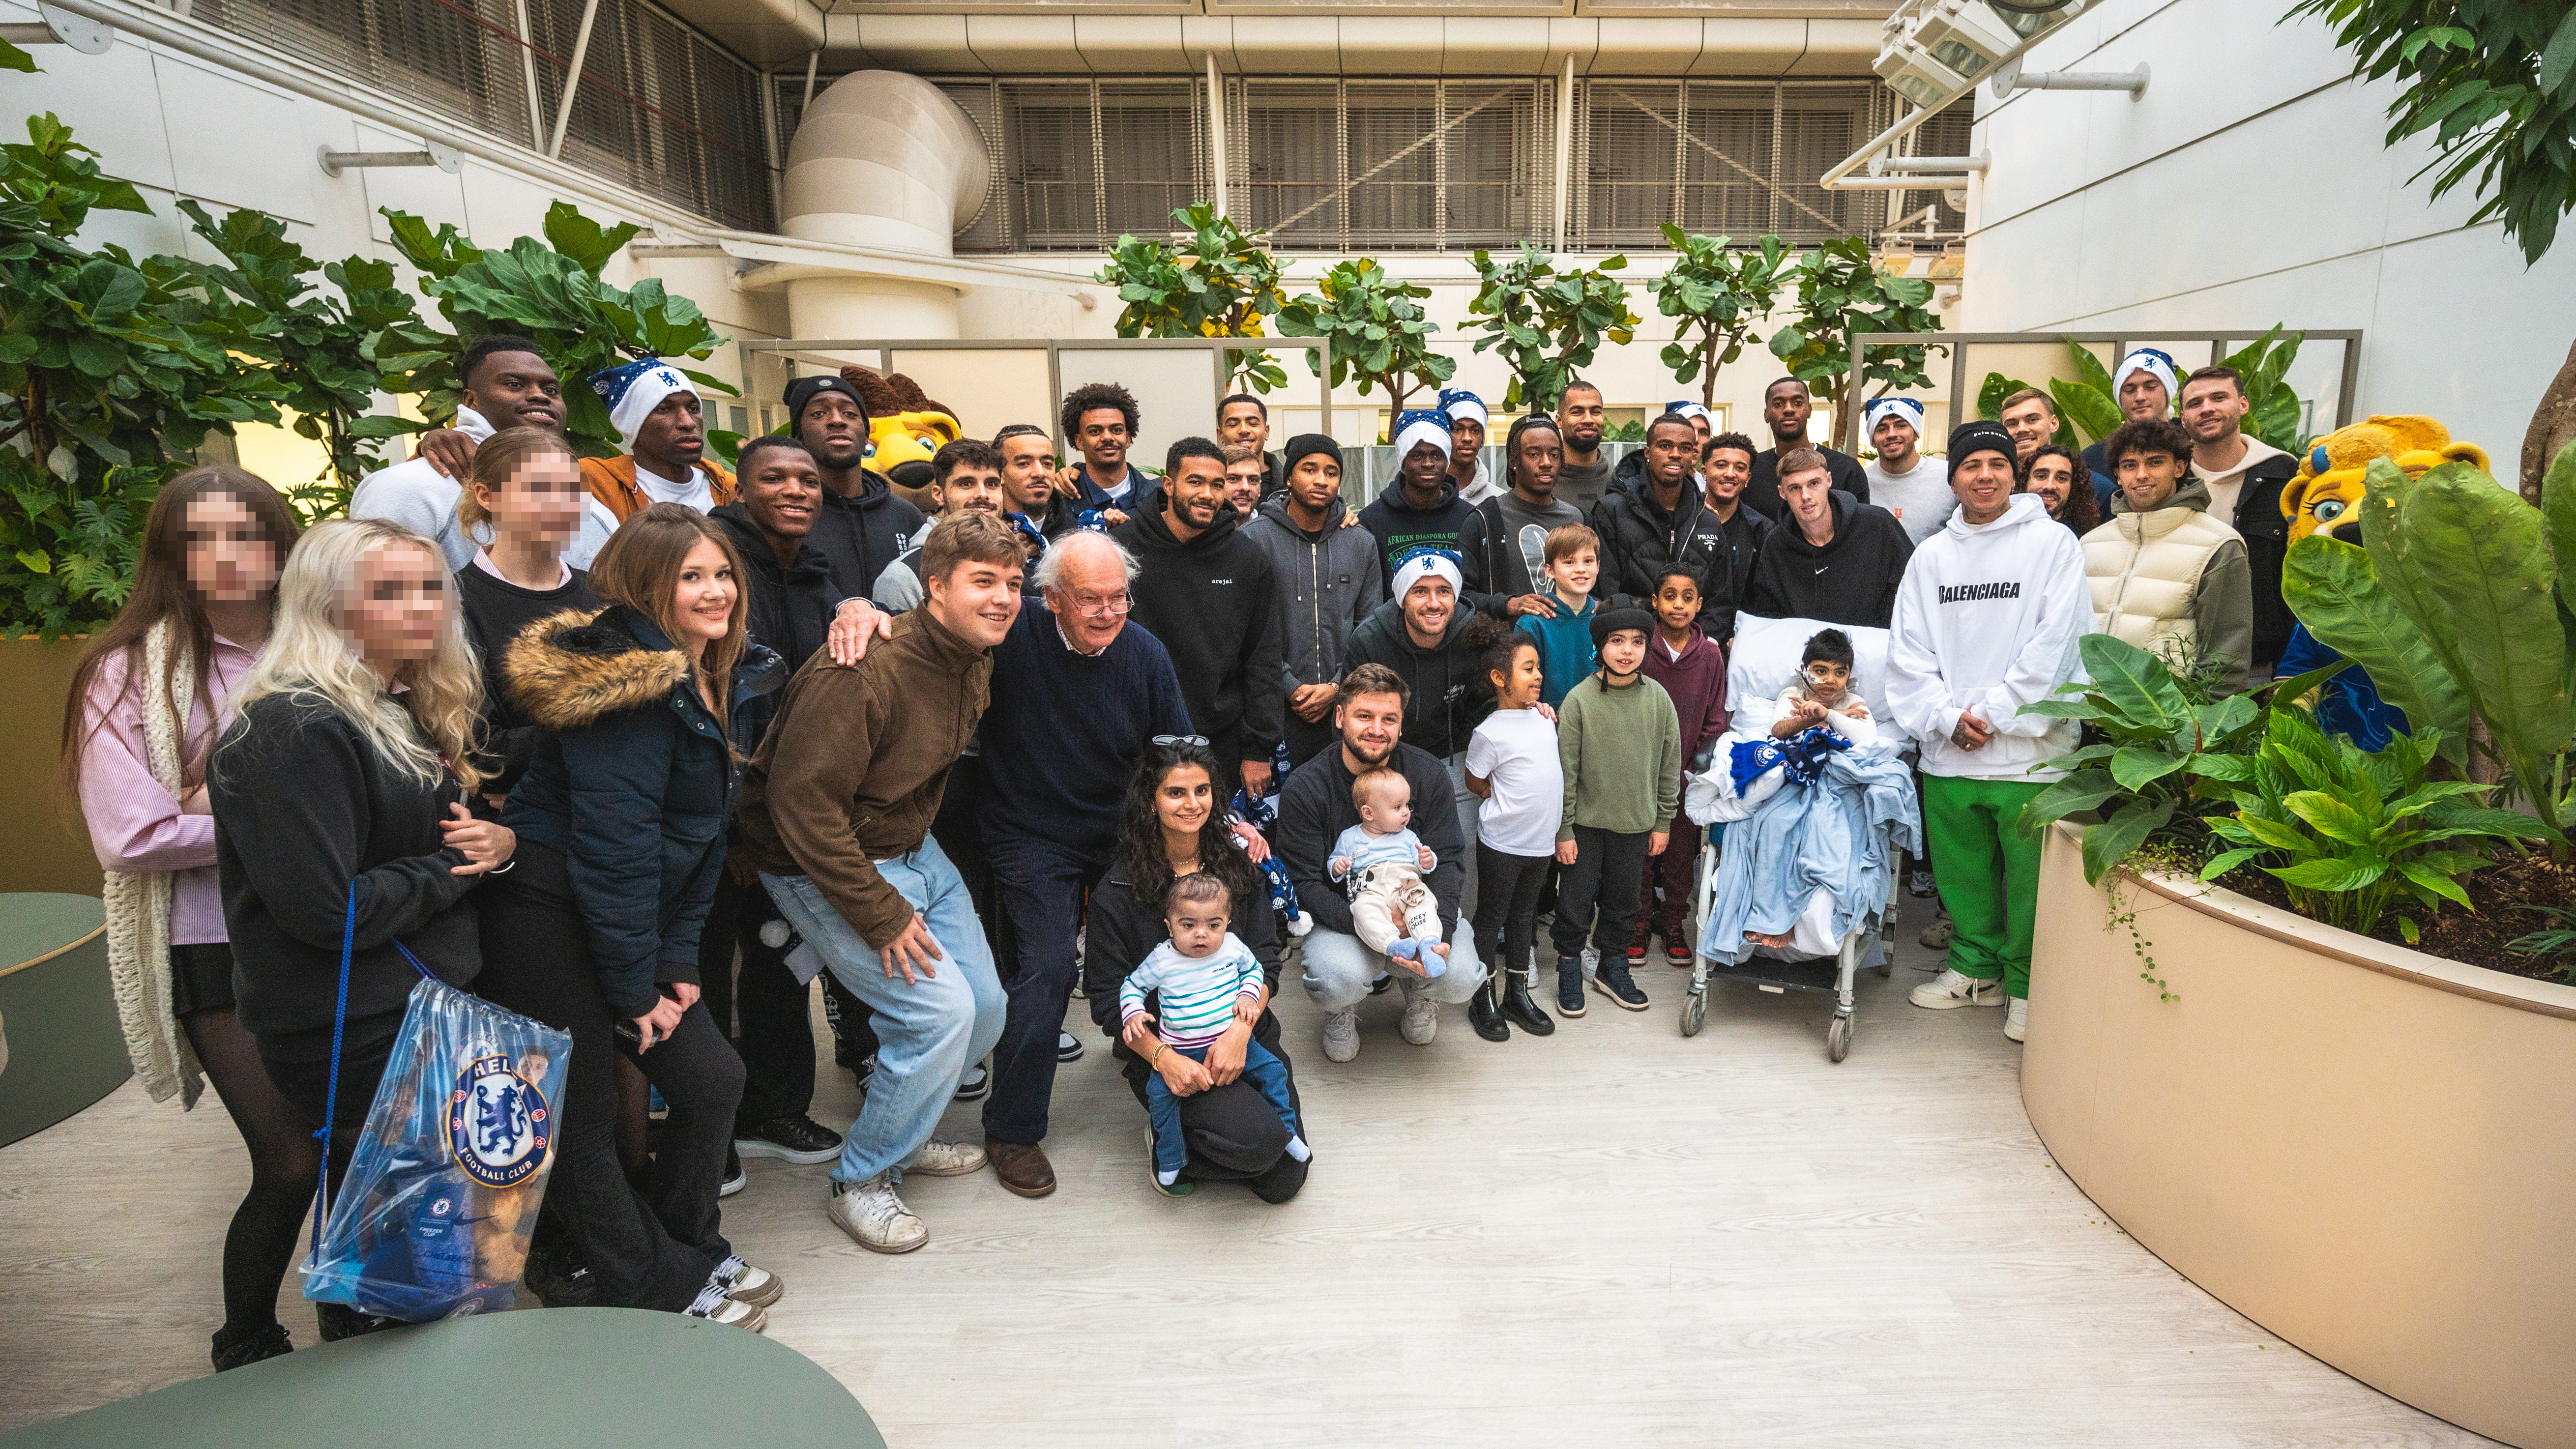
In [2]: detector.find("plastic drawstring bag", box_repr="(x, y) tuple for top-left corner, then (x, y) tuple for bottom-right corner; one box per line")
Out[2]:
(302, 888), (572, 1322)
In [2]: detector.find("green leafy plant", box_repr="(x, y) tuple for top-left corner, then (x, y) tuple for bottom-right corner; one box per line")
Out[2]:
(177, 201), (440, 520)
(1765, 236), (1941, 451)
(1461, 243), (1638, 413)
(1095, 203), (1286, 394)
(2198, 711), (2547, 939)
(2282, 446), (2575, 836)
(2286, 2), (2576, 499)
(1276, 259), (1456, 420)
(381, 202), (731, 457)
(2, 114), (291, 635)
(2508, 902), (2576, 978)
(2016, 634), (2280, 884)
(1650, 227), (1788, 410)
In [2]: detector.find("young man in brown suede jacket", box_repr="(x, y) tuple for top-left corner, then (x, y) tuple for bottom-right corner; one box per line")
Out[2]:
(736, 511), (1026, 1255)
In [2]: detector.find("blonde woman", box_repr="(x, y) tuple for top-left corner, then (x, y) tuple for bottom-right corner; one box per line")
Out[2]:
(484, 502), (781, 1330)
(453, 426), (595, 797)
(208, 518), (515, 1336)
(60, 466), (305, 1371)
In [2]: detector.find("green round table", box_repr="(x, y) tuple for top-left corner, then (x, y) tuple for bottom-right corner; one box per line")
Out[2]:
(0, 1308), (883, 1448)
(0, 893), (125, 1148)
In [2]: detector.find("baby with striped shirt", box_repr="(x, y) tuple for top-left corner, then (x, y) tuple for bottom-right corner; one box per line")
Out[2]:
(1121, 873), (1310, 1194)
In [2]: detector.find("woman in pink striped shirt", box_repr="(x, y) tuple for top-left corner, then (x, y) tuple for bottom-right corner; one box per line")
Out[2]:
(59, 465), (304, 1373)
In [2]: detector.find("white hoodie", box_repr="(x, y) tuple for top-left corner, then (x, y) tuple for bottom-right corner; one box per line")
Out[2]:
(1886, 493), (2091, 782)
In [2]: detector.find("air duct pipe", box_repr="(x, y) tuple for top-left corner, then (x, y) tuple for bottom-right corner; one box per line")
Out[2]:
(778, 70), (991, 340)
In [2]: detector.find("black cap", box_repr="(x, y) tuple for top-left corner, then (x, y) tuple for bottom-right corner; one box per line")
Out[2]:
(1948, 419), (2016, 469)
(783, 374), (867, 428)
(1590, 597), (1656, 651)
(1281, 434), (1340, 474)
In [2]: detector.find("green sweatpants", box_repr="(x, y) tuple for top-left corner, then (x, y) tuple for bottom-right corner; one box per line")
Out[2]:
(1921, 774), (2049, 1000)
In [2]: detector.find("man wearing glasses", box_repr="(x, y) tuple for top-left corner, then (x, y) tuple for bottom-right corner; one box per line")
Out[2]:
(973, 531), (1197, 1198)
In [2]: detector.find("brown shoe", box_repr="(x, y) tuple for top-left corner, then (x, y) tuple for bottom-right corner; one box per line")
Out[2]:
(986, 1137), (1057, 1198)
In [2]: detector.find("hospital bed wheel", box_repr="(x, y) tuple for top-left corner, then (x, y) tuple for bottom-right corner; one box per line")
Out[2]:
(1680, 990), (1707, 1038)
(1827, 1014), (1852, 1063)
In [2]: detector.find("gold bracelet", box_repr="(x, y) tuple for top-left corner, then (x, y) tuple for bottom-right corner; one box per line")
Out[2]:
(1149, 1043), (1167, 1072)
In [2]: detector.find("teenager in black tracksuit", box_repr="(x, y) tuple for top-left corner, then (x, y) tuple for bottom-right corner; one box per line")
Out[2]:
(1115, 456), (1287, 799)
(486, 506), (778, 1325)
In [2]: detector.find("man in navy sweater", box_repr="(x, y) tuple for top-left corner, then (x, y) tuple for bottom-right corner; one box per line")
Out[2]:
(975, 530), (1195, 1197)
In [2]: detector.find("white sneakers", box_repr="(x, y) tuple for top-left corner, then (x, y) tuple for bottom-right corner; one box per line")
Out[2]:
(2005, 996), (2028, 1043)
(830, 1174), (929, 1255)
(683, 1272), (770, 1332)
(1910, 967), (2006, 1010)
(1397, 976), (1439, 1045)
(713, 1254), (783, 1308)
(906, 1136), (988, 1176)
(1320, 1007), (1360, 1063)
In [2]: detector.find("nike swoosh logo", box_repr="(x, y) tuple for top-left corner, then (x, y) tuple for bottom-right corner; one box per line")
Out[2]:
(1814, 566), (1830, 575)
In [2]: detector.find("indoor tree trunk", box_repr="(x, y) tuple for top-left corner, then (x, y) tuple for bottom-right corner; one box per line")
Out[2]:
(2519, 333), (2576, 505)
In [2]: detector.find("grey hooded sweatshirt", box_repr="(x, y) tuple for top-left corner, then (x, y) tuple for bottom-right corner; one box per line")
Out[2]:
(1242, 493), (1386, 701)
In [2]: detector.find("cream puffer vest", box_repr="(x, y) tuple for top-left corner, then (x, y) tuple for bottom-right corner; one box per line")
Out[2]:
(2082, 478), (2242, 657)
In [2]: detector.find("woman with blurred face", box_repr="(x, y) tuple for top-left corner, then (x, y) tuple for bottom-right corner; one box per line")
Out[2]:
(454, 427), (597, 799)
(62, 467), (311, 1370)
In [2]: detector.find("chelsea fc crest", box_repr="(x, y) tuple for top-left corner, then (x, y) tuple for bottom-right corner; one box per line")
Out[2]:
(447, 1053), (552, 1188)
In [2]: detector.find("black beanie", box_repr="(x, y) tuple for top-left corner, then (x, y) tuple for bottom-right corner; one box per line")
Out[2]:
(783, 374), (867, 429)
(1948, 419), (2016, 469)
(1281, 434), (1341, 475)
(1590, 597), (1657, 651)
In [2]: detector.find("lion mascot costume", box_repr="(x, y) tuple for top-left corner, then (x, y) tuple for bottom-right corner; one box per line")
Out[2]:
(2276, 414), (2490, 748)
(840, 367), (965, 513)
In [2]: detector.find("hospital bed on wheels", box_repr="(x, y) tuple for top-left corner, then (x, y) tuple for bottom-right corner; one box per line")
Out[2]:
(1676, 833), (1897, 1061)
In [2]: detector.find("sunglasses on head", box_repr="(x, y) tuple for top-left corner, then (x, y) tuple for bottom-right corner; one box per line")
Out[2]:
(1151, 734), (1209, 749)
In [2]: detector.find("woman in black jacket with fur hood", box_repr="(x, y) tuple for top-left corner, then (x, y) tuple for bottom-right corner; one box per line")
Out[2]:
(481, 503), (786, 1332)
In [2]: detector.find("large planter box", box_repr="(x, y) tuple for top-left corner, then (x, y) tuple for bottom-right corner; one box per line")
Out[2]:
(2025, 821), (2576, 1449)
(0, 636), (101, 899)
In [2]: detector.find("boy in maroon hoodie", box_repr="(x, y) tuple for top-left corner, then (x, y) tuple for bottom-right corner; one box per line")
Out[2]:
(1632, 568), (1731, 966)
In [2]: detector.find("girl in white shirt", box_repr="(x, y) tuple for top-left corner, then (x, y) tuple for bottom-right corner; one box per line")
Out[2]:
(1461, 614), (1565, 1041)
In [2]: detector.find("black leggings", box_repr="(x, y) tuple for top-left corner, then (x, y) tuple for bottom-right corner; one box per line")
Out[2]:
(182, 1003), (323, 1341)
(477, 843), (741, 1312)
(1471, 843), (1553, 981)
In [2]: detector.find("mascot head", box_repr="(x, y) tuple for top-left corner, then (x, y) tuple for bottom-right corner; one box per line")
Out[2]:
(839, 367), (965, 513)
(2282, 414), (2488, 545)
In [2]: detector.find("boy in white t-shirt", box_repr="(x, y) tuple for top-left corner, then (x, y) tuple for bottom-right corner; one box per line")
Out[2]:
(1461, 615), (1565, 1041)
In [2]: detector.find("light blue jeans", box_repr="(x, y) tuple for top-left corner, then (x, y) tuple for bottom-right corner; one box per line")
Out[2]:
(762, 837), (1006, 1185)
(1299, 921), (1489, 1014)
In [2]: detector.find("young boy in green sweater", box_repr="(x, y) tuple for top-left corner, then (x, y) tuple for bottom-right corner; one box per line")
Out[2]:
(1551, 599), (1681, 1016)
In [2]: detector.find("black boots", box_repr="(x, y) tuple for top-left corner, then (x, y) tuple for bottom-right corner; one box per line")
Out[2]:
(1503, 967), (1556, 1035)
(1468, 972), (1511, 1041)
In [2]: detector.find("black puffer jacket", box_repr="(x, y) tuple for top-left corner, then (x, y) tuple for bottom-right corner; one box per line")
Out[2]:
(1590, 472), (1740, 641)
(1344, 596), (1494, 759)
(502, 605), (781, 1017)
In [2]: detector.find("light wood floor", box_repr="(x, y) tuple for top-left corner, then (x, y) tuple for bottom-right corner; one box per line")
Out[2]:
(0, 922), (2496, 1447)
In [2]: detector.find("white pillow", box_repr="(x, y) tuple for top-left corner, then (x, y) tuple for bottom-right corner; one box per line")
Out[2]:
(1726, 614), (1912, 748)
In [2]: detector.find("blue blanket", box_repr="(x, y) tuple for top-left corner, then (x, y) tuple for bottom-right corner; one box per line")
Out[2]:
(1696, 741), (1922, 966)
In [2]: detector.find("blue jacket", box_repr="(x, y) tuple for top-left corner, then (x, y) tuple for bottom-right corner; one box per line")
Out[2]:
(501, 604), (783, 1017)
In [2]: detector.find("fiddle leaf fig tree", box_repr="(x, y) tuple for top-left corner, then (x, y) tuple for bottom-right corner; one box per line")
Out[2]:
(381, 201), (730, 456)
(1651, 227), (1788, 410)
(1276, 258), (1456, 424)
(1463, 243), (1639, 412)
(1095, 203), (1287, 394)
(1764, 236), (1940, 450)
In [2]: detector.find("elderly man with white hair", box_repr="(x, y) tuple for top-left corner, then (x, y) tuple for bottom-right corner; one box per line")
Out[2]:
(972, 529), (1197, 1198)
(1862, 397), (1954, 546)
